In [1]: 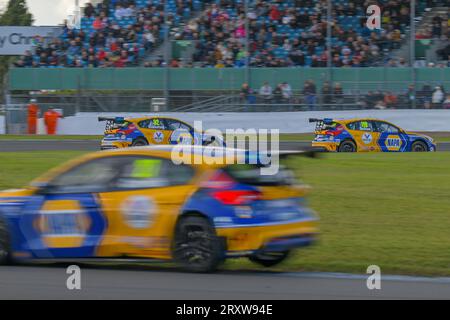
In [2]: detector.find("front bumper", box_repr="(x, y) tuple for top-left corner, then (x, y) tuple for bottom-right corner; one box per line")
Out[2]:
(217, 219), (318, 257)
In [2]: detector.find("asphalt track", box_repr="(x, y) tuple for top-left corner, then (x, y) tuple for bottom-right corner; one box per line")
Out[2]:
(1, 264), (450, 299)
(0, 140), (449, 152)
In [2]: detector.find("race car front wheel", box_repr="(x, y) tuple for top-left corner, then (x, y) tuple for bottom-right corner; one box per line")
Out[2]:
(0, 218), (11, 265)
(173, 216), (225, 273)
(338, 140), (357, 152)
(412, 141), (428, 152)
(249, 251), (290, 267)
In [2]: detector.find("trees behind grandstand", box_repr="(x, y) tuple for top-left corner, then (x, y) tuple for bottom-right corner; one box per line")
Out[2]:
(0, 0), (33, 102)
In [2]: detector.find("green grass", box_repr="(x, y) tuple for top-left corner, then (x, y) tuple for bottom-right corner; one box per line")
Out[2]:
(227, 152), (450, 276)
(0, 151), (86, 189)
(1, 151), (450, 276)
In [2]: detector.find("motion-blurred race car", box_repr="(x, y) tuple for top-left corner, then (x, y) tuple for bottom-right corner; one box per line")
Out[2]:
(310, 118), (436, 152)
(99, 116), (225, 150)
(0, 146), (318, 272)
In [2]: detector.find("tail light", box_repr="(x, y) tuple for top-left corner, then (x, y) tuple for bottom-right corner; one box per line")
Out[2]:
(213, 190), (261, 205)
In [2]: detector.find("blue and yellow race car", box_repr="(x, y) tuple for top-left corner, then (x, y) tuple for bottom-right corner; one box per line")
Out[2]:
(310, 118), (436, 152)
(99, 116), (225, 150)
(0, 146), (318, 272)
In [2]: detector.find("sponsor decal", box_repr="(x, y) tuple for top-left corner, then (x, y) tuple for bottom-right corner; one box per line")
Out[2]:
(153, 131), (164, 143)
(362, 133), (373, 144)
(121, 196), (156, 229)
(35, 200), (91, 248)
(385, 135), (402, 151)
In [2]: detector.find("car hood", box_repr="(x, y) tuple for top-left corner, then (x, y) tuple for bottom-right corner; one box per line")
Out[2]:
(405, 132), (434, 142)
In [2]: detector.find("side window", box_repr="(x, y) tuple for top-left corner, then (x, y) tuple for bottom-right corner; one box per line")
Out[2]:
(348, 121), (374, 131)
(139, 118), (166, 130)
(47, 157), (120, 193)
(165, 119), (192, 131)
(114, 157), (195, 190)
(375, 122), (399, 133)
(347, 122), (357, 130)
(357, 121), (373, 131)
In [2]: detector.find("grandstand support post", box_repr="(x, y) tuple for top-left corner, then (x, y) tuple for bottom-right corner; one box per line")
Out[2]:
(163, 0), (170, 111)
(244, 0), (250, 86)
(410, 0), (417, 108)
(326, 0), (332, 83)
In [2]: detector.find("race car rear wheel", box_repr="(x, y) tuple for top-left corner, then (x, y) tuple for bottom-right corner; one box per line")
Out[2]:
(412, 141), (428, 152)
(249, 251), (290, 267)
(338, 140), (357, 152)
(173, 216), (224, 273)
(132, 138), (148, 147)
(0, 218), (11, 265)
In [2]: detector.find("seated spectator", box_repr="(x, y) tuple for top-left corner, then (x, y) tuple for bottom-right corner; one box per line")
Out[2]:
(84, 2), (95, 18)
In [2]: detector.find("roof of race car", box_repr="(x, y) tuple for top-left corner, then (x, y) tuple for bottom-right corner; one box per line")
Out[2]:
(330, 118), (394, 124)
(124, 116), (191, 124)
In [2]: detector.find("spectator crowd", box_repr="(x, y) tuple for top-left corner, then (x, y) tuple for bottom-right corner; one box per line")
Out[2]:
(15, 0), (198, 68)
(13, 0), (449, 69)
(240, 80), (450, 109)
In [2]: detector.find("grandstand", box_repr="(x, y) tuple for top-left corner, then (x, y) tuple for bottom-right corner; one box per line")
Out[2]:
(5, 0), (450, 114)
(13, 0), (449, 69)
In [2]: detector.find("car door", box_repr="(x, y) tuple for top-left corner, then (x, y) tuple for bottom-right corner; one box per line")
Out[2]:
(20, 157), (118, 258)
(164, 119), (197, 145)
(138, 118), (173, 145)
(346, 120), (381, 152)
(373, 121), (408, 152)
(96, 156), (197, 259)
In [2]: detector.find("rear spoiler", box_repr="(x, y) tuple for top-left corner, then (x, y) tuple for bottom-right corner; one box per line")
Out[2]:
(98, 117), (126, 124)
(309, 118), (334, 124)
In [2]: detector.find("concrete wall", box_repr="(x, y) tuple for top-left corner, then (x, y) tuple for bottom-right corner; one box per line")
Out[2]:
(48, 110), (450, 135)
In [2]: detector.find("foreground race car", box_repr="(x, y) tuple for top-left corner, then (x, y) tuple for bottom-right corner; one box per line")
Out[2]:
(99, 116), (225, 150)
(0, 146), (318, 272)
(310, 118), (436, 152)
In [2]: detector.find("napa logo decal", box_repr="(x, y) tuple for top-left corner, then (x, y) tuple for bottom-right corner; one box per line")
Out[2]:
(34, 200), (91, 248)
(385, 135), (402, 151)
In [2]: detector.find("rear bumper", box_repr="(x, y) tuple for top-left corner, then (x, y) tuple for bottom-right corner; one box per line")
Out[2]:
(312, 141), (338, 152)
(217, 219), (318, 257)
(101, 140), (130, 150)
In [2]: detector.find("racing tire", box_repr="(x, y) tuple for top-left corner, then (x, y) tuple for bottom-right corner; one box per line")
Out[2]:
(249, 251), (290, 267)
(411, 141), (428, 152)
(173, 216), (225, 273)
(0, 218), (11, 265)
(338, 140), (357, 153)
(131, 138), (148, 147)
